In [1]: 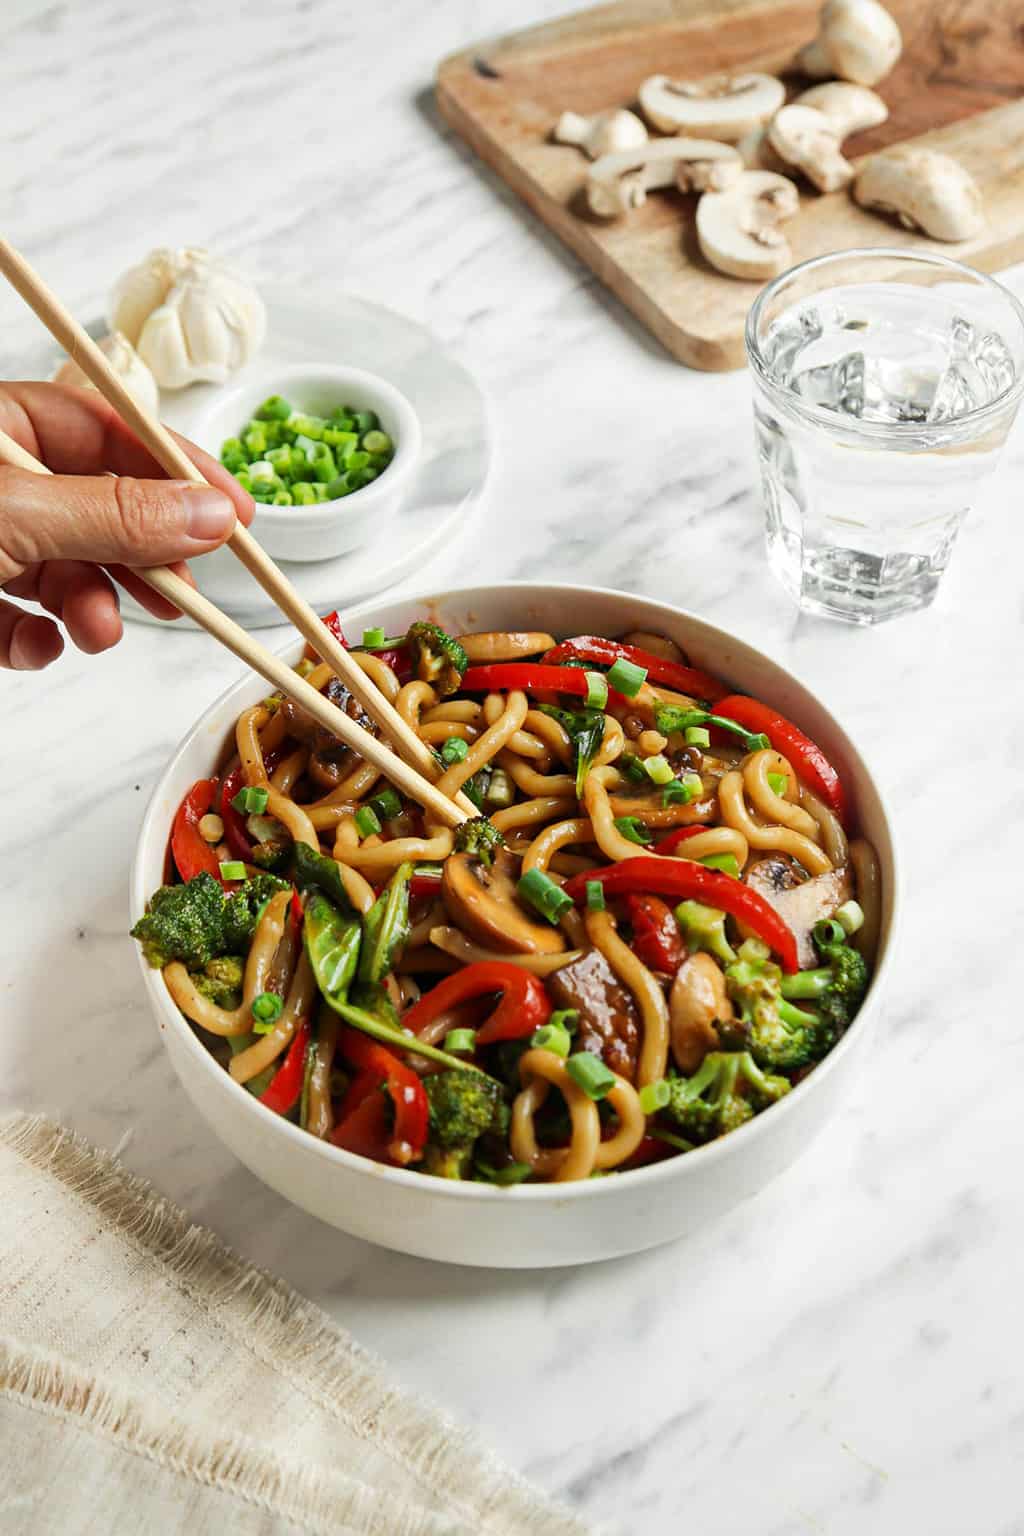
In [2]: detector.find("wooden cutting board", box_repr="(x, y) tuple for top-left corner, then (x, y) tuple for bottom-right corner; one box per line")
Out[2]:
(436, 0), (1024, 370)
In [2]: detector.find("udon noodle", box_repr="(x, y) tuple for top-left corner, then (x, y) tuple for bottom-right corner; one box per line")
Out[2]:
(133, 618), (880, 1185)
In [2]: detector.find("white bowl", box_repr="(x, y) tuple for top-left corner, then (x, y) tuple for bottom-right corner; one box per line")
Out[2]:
(190, 363), (421, 563)
(131, 584), (899, 1268)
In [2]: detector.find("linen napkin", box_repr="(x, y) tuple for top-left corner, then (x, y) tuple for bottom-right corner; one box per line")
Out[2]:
(0, 1114), (590, 1536)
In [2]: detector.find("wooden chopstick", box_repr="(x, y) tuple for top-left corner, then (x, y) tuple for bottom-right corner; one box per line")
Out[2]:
(0, 424), (467, 829)
(0, 237), (476, 818)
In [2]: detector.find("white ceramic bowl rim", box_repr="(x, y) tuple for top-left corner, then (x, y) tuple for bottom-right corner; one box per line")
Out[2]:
(194, 361), (421, 523)
(132, 582), (900, 1204)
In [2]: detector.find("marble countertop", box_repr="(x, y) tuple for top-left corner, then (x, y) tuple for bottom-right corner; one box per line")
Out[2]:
(4, 3), (1023, 1531)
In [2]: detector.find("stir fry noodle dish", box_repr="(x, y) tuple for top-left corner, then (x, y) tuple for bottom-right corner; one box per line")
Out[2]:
(133, 618), (880, 1185)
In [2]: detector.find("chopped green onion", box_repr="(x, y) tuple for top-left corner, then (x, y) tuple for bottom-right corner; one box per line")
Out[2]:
(813, 917), (846, 949)
(566, 1052), (616, 1100)
(354, 805), (381, 839)
(585, 879), (606, 911)
(835, 900), (865, 936)
(661, 780), (690, 806)
(272, 491), (293, 506)
(619, 754), (649, 784)
(231, 785), (269, 816)
(362, 626), (386, 647)
(440, 736), (469, 765)
(358, 632), (406, 651)
(642, 754), (674, 786)
(531, 1023), (571, 1058)
(584, 671), (609, 710)
(549, 1008), (579, 1034)
(655, 706), (770, 754)
(362, 430), (392, 455)
(638, 1079), (671, 1115)
(767, 771), (789, 797)
(251, 991), (283, 1029)
(613, 816), (649, 845)
(485, 768), (514, 808)
(684, 726), (711, 747)
(218, 861), (246, 882)
(443, 1028), (477, 1053)
(701, 854), (739, 877)
(255, 395), (292, 422)
(369, 787), (402, 822)
(518, 868), (573, 925)
(606, 658), (647, 698)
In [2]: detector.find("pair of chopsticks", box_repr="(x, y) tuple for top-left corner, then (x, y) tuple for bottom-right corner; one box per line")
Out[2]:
(0, 239), (472, 830)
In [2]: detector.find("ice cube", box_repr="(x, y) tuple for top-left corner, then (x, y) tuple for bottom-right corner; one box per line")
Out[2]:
(764, 305), (823, 384)
(927, 366), (977, 422)
(791, 351), (867, 416)
(974, 330), (1015, 400)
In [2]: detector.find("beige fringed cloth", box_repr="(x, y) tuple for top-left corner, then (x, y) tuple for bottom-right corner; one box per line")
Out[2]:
(0, 1115), (592, 1536)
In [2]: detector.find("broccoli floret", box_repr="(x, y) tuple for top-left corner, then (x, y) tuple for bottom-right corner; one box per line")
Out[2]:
(780, 934), (869, 1051)
(132, 871), (289, 970)
(246, 814), (291, 872)
(222, 872), (290, 952)
(663, 1050), (790, 1144)
(193, 954), (245, 1008)
(421, 1144), (474, 1180)
(131, 872), (227, 970)
(424, 1069), (508, 1148)
(675, 899), (737, 967)
(725, 940), (821, 1071)
(453, 815), (505, 867)
(406, 621), (468, 697)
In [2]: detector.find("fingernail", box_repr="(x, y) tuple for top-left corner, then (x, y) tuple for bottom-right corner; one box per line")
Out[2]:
(181, 486), (235, 541)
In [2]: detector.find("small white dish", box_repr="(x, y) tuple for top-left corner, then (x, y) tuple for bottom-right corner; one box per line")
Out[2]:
(131, 582), (900, 1269)
(190, 362), (422, 563)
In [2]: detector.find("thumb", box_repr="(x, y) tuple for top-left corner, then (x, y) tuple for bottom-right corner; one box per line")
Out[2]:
(0, 468), (238, 579)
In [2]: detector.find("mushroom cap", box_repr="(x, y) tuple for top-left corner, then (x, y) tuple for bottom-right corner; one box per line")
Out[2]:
(853, 148), (985, 242)
(587, 137), (742, 216)
(696, 169), (800, 281)
(441, 850), (567, 955)
(794, 81), (889, 137)
(554, 107), (649, 159)
(798, 0), (902, 87)
(638, 72), (786, 142)
(768, 104), (855, 193)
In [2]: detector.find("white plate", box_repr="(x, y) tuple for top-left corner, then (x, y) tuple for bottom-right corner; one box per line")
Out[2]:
(25, 287), (492, 628)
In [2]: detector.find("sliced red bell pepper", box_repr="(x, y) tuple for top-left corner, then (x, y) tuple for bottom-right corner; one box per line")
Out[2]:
(259, 1018), (311, 1115)
(542, 637), (728, 703)
(713, 695), (849, 827)
(374, 647), (414, 684)
(409, 866), (443, 900)
(653, 825), (708, 856)
(564, 858), (799, 973)
(330, 1090), (394, 1164)
(460, 663), (631, 709)
(171, 779), (223, 883)
(304, 609), (351, 660)
(290, 888), (304, 941)
(334, 1027), (428, 1163)
(401, 960), (551, 1046)
(219, 749), (286, 862)
(624, 894), (684, 974)
(627, 1135), (677, 1168)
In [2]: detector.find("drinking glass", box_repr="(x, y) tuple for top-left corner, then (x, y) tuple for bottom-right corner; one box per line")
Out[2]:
(745, 249), (1024, 625)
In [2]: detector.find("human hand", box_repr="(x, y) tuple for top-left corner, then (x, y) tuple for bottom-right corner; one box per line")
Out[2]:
(0, 381), (254, 670)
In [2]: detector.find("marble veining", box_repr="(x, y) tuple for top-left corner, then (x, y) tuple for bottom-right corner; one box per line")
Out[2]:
(3, 3), (1024, 1532)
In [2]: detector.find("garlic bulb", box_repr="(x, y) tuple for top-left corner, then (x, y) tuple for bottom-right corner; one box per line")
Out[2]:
(52, 331), (160, 415)
(108, 247), (266, 390)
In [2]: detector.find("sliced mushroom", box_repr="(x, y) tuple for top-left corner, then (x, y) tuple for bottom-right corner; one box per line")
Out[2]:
(696, 170), (800, 281)
(554, 107), (649, 160)
(638, 73), (786, 142)
(794, 81), (888, 138)
(548, 947), (640, 1078)
(745, 856), (852, 968)
(586, 138), (743, 217)
(736, 126), (789, 174)
(853, 148), (984, 241)
(768, 105), (854, 193)
(797, 0), (902, 87)
(441, 849), (566, 956)
(620, 630), (685, 662)
(669, 953), (732, 1074)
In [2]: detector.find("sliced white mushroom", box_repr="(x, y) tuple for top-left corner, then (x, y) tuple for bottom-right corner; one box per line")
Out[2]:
(794, 81), (888, 137)
(768, 104), (854, 193)
(586, 138), (742, 217)
(638, 72), (785, 143)
(853, 148), (984, 241)
(696, 170), (800, 280)
(553, 107), (649, 160)
(736, 126), (789, 174)
(796, 0), (902, 87)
